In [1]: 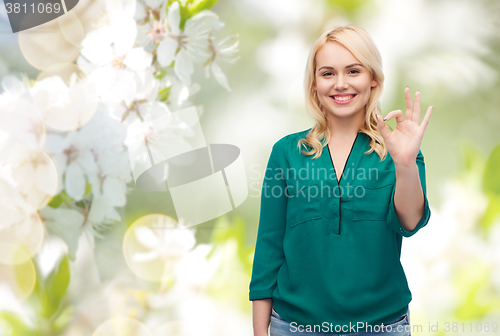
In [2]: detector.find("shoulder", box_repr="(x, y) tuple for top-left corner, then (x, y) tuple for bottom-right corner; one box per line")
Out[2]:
(273, 127), (313, 149)
(268, 127), (313, 163)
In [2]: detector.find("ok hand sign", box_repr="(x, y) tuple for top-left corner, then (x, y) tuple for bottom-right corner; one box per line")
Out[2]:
(375, 87), (433, 166)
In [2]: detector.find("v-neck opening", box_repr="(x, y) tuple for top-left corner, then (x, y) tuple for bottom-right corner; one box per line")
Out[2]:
(326, 132), (361, 185)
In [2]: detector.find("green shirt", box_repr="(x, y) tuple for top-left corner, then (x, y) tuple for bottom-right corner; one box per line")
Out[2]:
(249, 128), (431, 334)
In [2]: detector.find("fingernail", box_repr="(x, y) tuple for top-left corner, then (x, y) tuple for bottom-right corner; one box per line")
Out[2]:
(383, 118), (386, 121)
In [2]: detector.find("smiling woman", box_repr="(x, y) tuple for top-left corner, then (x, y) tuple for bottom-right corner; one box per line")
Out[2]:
(249, 24), (432, 336)
(313, 42), (379, 140)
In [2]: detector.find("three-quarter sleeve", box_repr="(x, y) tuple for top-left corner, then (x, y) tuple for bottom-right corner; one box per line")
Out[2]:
(249, 140), (288, 301)
(386, 149), (431, 237)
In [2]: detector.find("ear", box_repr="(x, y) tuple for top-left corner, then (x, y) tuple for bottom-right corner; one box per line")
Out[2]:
(313, 84), (317, 91)
(371, 79), (378, 88)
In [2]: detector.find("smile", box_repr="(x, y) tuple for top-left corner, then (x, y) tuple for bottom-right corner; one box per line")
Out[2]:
(330, 94), (357, 105)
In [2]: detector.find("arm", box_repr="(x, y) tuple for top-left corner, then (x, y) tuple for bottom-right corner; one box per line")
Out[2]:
(252, 299), (273, 336)
(376, 88), (433, 236)
(387, 149), (431, 237)
(394, 161), (424, 232)
(249, 140), (288, 335)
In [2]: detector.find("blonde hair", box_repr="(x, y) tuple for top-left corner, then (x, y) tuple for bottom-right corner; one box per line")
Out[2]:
(298, 24), (388, 161)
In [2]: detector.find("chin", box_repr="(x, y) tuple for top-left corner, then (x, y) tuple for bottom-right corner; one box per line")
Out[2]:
(327, 108), (363, 118)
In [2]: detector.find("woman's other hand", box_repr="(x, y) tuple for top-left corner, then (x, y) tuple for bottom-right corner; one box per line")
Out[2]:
(375, 86), (433, 167)
(253, 298), (272, 336)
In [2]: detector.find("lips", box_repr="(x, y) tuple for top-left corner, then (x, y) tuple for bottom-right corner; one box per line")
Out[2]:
(331, 94), (357, 100)
(329, 94), (357, 104)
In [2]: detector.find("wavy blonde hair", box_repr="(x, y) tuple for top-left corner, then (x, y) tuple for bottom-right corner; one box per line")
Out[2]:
(298, 24), (389, 161)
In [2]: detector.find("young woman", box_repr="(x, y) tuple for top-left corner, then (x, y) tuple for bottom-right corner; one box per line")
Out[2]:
(249, 25), (432, 336)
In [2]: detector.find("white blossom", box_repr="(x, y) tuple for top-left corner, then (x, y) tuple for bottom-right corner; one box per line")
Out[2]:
(79, 0), (153, 106)
(38, 206), (86, 261)
(134, 0), (166, 23)
(156, 2), (219, 86)
(81, 0), (138, 62)
(106, 66), (161, 126)
(160, 74), (201, 112)
(0, 74), (31, 106)
(0, 137), (58, 210)
(84, 49), (153, 106)
(30, 73), (99, 131)
(42, 105), (132, 233)
(204, 34), (240, 92)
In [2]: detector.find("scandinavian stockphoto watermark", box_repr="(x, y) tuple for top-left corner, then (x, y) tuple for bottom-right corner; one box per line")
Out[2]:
(288, 320), (411, 334)
(249, 162), (384, 200)
(286, 321), (499, 334)
(127, 106), (249, 227)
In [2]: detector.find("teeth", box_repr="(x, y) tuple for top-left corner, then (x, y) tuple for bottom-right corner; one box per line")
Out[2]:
(333, 95), (355, 101)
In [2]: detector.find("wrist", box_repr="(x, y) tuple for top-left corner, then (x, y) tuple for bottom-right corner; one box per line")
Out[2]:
(393, 160), (417, 169)
(394, 162), (418, 176)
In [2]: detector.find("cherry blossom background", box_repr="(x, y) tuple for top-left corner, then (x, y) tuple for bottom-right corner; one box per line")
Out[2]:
(1, 0), (500, 335)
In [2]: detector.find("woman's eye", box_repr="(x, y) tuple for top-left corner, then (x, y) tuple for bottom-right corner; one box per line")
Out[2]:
(322, 69), (359, 77)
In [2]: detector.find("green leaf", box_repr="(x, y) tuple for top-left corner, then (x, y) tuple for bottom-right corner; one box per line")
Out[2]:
(47, 190), (75, 208)
(165, 1), (186, 30)
(479, 194), (500, 235)
(47, 194), (63, 208)
(41, 255), (70, 319)
(48, 256), (70, 299)
(178, 4), (191, 31)
(0, 311), (35, 336)
(52, 306), (73, 333)
(14, 256), (72, 334)
(483, 145), (500, 195)
(158, 86), (172, 102)
(154, 69), (168, 80)
(84, 181), (92, 197)
(187, 0), (218, 16)
(166, 0), (217, 31)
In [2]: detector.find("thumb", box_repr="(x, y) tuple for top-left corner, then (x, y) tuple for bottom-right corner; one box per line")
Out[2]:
(375, 113), (391, 139)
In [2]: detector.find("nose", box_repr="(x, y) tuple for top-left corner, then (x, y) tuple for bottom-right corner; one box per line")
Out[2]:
(334, 74), (348, 90)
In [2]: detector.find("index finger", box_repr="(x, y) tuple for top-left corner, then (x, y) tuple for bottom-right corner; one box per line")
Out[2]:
(404, 86), (414, 122)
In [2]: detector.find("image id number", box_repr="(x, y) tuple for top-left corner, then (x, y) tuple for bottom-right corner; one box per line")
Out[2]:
(444, 322), (498, 333)
(5, 2), (62, 14)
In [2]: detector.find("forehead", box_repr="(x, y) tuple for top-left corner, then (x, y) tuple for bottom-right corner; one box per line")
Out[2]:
(315, 41), (359, 68)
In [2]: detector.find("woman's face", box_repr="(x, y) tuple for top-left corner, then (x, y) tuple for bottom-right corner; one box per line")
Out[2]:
(313, 41), (377, 121)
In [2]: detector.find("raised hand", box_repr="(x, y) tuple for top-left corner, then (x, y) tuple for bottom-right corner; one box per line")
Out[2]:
(375, 87), (432, 166)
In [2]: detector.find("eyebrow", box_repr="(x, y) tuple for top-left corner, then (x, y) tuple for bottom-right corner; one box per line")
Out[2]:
(317, 63), (364, 72)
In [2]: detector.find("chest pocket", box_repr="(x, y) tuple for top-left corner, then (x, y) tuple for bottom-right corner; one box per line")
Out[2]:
(353, 183), (393, 221)
(286, 182), (322, 227)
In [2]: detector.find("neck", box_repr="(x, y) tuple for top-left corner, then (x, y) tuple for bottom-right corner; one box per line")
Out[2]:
(326, 109), (364, 142)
